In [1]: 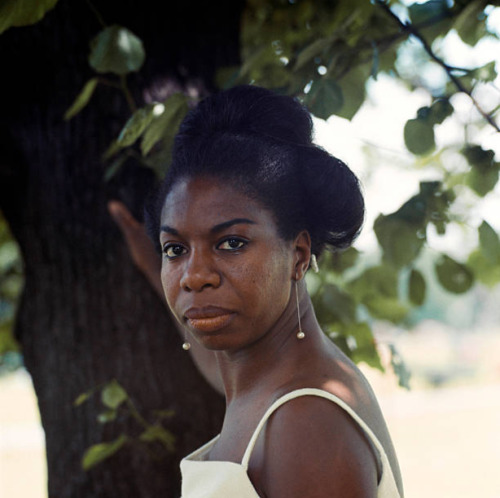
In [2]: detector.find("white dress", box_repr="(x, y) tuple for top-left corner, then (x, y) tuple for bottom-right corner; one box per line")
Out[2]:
(181, 388), (401, 497)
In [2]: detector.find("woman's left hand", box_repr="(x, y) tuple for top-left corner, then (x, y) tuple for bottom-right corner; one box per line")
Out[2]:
(108, 200), (164, 298)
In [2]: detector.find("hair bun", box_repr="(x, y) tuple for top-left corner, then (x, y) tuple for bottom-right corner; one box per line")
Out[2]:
(298, 146), (364, 253)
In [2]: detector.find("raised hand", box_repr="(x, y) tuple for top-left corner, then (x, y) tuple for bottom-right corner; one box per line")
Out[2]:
(108, 200), (164, 298)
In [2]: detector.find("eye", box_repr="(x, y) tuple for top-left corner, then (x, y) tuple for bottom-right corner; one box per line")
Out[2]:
(163, 243), (187, 259)
(217, 237), (247, 251)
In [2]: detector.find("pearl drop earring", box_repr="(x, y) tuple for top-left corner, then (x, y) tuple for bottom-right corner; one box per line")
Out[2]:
(295, 279), (305, 340)
(182, 330), (191, 350)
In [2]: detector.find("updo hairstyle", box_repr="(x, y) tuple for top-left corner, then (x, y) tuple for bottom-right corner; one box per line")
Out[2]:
(146, 85), (364, 258)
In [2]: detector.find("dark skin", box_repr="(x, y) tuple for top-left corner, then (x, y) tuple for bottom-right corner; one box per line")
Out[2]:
(109, 176), (404, 497)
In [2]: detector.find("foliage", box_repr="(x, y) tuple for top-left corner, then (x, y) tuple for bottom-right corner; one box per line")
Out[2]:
(1, 0), (500, 388)
(0, 214), (23, 374)
(75, 379), (176, 470)
(0, 0), (58, 34)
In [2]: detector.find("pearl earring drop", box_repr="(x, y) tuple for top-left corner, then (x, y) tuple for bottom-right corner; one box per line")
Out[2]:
(295, 279), (305, 340)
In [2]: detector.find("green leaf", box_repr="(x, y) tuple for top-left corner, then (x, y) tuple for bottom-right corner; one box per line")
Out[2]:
(409, 269), (426, 306)
(404, 118), (435, 156)
(238, 46), (267, 79)
(428, 98), (453, 125)
(82, 434), (128, 471)
(408, 0), (452, 43)
(294, 37), (333, 72)
(389, 344), (411, 390)
(478, 221), (500, 264)
(102, 140), (122, 162)
(329, 247), (360, 274)
(374, 215), (424, 268)
(416, 106), (431, 121)
(462, 145), (499, 196)
(0, 325), (19, 356)
(471, 61), (497, 83)
(104, 154), (128, 182)
(0, 0), (59, 34)
(0, 240), (19, 271)
(101, 380), (128, 409)
(391, 181), (445, 226)
(435, 255), (474, 294)
(453, 1), (488, 46)
(139, 147), (172, 179)
(467, 249), (500, 288)
(336, 64), (370, 120)
(0, 274), (22, 300)
(466, 167), (499, 197)
(117, 104), (156, 147)
(89, 25), (145, 75)
(462, 145), (496, 170)
(64, 78), (98, 120)
(346, 322), (384, 371)
(408, 0), (449, 26)
(139, 425), (176, 451)
(74, 392), (91, 407)
(321, 284), (357, 324)
(348, 265), (399, 301)
(97, 409), (117, 424)
(141, 94), (189, 156)
(364, 296), (409, 323)
(305, 79), (344, 120)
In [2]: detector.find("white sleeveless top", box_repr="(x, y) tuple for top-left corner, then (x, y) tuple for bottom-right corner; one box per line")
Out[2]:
(180, 388), (401, 497)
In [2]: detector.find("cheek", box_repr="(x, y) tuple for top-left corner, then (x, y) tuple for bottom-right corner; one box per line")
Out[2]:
(240, 252), (291, 309)
(161, 265), (180, 315)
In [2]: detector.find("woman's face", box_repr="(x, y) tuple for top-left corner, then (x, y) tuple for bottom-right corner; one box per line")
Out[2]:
(159, 176), (297, 351)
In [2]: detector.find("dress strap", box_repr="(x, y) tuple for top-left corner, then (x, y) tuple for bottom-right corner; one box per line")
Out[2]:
(241, 388), (388, 471)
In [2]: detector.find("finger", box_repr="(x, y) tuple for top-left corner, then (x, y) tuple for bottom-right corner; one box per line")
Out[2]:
(108, 200), (141, 230)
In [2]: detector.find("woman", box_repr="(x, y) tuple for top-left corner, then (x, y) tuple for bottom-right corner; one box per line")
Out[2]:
(111, 85), (403, 497)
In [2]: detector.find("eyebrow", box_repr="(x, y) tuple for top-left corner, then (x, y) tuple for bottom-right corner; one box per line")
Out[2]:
(210, 218), (256, 234)
(160, 225), (180, 236)
(160, 218), (256, 236)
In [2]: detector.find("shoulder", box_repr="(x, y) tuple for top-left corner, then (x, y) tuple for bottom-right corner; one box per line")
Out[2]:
(250, 392), (378, 498)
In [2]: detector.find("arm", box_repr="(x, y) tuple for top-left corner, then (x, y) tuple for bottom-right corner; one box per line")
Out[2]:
(108, 200), (224, 394)
(252, 396), (379, 498)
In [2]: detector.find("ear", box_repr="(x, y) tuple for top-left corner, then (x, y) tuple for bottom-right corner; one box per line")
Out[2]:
(292, 230), (312, 280)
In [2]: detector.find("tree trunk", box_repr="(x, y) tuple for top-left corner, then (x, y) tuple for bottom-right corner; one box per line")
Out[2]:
(0, 1), (244, 495)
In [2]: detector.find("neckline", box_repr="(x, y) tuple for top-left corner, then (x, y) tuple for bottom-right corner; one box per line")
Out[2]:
(184, 388), (390, 475)
(182, 388), (401, 497)
(184, 434), (220, 461)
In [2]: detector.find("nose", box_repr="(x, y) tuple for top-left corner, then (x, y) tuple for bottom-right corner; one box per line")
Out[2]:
(180, 249), (221, 292)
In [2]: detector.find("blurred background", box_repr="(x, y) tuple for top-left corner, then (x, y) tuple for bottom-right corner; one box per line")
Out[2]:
(1, 1), (500, 497)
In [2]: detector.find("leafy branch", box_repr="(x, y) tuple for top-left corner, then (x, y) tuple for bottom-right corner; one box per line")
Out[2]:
(376, 0), (500, 133)
(75, 380), (176, 471)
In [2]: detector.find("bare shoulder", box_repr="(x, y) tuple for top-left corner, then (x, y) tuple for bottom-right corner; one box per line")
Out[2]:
(251, 394), (378, 498)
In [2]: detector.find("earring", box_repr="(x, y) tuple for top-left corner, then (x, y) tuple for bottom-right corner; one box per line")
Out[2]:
(295, 279), (305, 340)
(182, 331), (191, 351)
(311, 254), (319, 273)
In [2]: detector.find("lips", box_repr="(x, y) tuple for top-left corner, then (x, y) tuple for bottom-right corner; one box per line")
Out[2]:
(184, 306), (235, 333)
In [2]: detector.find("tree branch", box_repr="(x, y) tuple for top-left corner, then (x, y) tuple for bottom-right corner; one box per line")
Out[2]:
(376, 0), (499, 133)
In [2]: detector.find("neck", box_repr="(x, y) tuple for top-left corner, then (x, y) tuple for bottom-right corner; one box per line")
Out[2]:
(215, 279), (325, 404)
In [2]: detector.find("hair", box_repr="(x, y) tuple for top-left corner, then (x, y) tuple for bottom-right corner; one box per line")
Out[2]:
(145, 85), (364, 257)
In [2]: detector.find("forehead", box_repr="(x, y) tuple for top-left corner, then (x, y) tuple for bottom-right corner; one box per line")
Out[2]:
(160, 176), (277, 231)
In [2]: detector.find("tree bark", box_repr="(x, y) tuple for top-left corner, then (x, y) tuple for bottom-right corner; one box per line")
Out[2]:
(0, 1), (244, 495)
